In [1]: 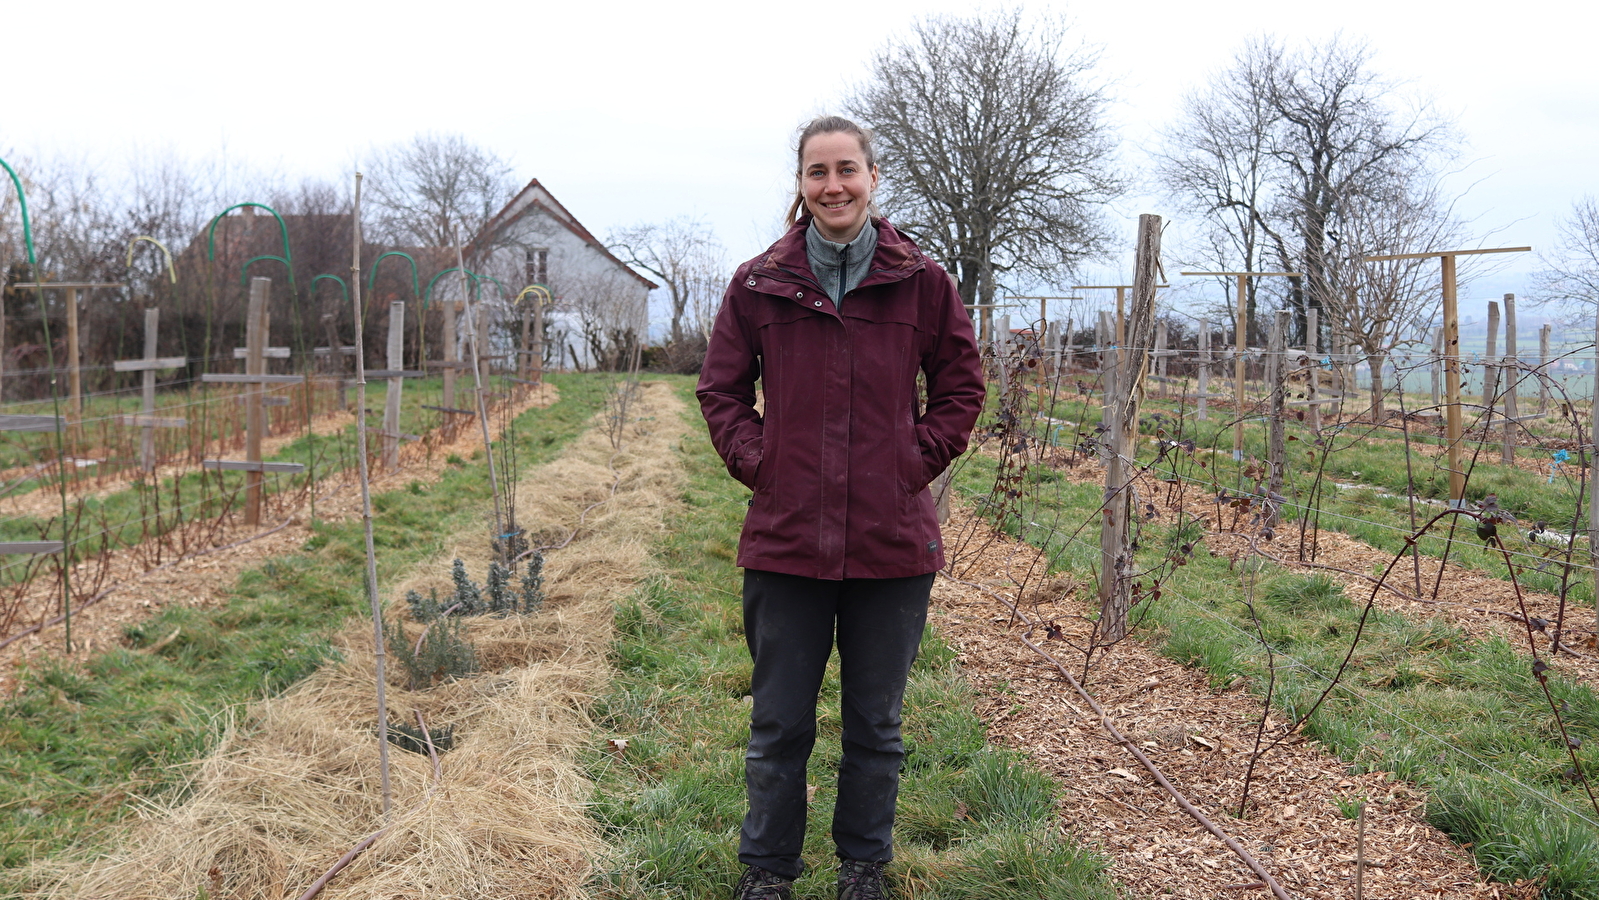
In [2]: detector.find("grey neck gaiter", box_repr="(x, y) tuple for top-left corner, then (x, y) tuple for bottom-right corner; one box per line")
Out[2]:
(805, 219), (878, 308)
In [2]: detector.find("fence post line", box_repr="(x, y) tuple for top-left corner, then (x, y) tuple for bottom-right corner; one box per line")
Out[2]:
(1484, 300), (1501, 431)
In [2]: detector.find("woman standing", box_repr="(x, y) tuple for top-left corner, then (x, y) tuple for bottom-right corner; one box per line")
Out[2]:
(697, 116), (986, 900)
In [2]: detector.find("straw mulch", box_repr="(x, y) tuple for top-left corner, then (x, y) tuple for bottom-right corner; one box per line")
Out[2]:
(29, 379), (691, 900)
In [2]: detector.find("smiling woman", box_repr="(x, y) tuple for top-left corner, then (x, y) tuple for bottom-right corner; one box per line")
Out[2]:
(698, 115), (986, 900)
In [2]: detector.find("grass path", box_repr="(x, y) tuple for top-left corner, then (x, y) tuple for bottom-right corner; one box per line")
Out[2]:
(585, 381), (1120, 900)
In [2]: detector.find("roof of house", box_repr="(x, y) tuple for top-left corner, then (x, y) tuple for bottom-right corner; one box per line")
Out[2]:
(469, 178), (657, 290)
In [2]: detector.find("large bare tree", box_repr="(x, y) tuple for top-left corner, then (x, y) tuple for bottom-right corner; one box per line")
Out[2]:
(1158, 36), (1454, 346)
(847, 9), (1123, 334)
(363, 133), (515, 249)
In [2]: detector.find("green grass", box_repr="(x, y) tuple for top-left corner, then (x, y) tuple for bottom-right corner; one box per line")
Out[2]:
(954, 404), (1599, 897)
(0, 373), (610, 890)
(584, 382), (1119, 900)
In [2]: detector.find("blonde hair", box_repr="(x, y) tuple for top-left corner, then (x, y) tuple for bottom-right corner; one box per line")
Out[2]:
(785, 116), (880, 226)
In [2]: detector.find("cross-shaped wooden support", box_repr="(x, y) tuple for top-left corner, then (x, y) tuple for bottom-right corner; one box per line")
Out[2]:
(315, 313), (359, 409)
(1362, 246), (1530, 507)
(0, 414), (67, 554)
(112, 308), (186, 472)
(11, 281), (123, 417)
(426, 300), (468, 410)
(1179, 272), (1301, 460)
(365, 302), (425, 468)
(201, 277), (305, 526)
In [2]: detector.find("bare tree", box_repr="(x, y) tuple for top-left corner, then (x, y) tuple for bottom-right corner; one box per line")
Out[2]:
(364, 133), (515, 248)
(607, 216), (725, 345)
(560, 269), (645, 372)
(1158, 35), (1454, 346)
(847, 9), (1123, 335)
(1324, 164), (1470, 416)
(1536, 196), (1599, 311)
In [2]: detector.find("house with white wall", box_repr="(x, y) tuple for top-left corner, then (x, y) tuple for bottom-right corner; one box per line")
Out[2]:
(467, 179), (655, 370)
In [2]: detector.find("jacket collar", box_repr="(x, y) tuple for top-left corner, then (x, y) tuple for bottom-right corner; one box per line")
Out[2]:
(754, 215), (925, 287)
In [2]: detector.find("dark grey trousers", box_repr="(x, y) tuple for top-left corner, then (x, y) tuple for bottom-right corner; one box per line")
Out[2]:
(737, 568), (933, 879)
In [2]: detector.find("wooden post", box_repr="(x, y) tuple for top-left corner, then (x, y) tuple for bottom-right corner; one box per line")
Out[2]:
(532, 297), (546, 383)
(383, 302), (405, 469)
(1443, 256), (1464, 505)
(519, 302), (533, 380)
(1154, 319), (1168, 398)
(476, 304), (492, 382)
(199, 284), (305, 522)
(111, 308), (188, 472)
(317, 314), (356, 410)
(1362, 248), (1531, 507)
(1431, 327), (1444, 408)
(1503, 294), (1518, 464)
(1484, 300), (1501, 425)
(65, 287), (82, 418)
(1099, 214), (1161, 647)
(1307, 307), (1322, 433)
(1063, 316), (1075, 371)
(243, 282), (267, 525)
(1234, 276), (1247, 459)
(1267, 310), (1288, 524)
(1590, 300), (1599, 633)
(1098, 310), (1113, 430)
(442, 300), (460, 409)
(1198, 320), (1211, 421)
(1540, 323), (1552, 415)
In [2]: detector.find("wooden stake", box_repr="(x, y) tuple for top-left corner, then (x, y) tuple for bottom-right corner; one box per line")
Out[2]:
(65, 287), (81, 418)
(1540, 322), (1551, 415)
(1361, 246), (1531, 506)
(349, 173), (393, 818)
(1484, 299), (1501, 423)
(1198, 320), (1211, 421)
(383, 302), (405, 469)
(1307, 307), (1321, 433)
(531, 297), (546, 382)
(1443, 255), (1464, 506)
(1431, 327), (1444, 409)
(442, 300), (460, 409)
(1503, 294), (1518, 464)
(243, 281), (267, 525)
(1234, 276), (1247, 459)
(1099, 215), (1161, 646)
(1267, 310), (1288, 524)
(1098, 310), (1113, 430)
(112, 308), (188, 472)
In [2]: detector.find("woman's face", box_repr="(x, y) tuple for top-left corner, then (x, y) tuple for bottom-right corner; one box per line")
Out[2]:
(801, 131), (879, 243)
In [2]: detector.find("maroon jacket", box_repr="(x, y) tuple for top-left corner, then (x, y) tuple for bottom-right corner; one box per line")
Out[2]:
(697, 217), (985, 580)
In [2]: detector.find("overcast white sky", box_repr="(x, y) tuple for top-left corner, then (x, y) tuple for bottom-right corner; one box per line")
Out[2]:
(5, 0), (1596, 321)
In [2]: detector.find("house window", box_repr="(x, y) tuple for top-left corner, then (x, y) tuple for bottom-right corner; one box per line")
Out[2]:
(526, 248), (549, 286)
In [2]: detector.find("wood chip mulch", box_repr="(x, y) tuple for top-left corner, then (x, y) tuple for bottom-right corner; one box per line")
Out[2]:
(931, 505), (1531, 899)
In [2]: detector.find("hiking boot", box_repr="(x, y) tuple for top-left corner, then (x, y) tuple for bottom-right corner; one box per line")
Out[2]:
(837, 858), (889, 900)
(734, 865), (793, 900)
